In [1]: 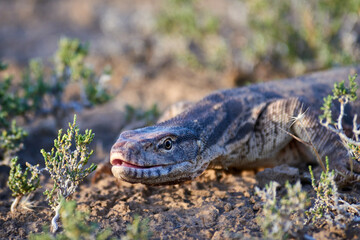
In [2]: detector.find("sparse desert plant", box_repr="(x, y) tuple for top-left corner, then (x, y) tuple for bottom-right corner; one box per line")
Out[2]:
(307, 158), (360, 229)
(8, 157), (40, 212)
(122, 215), (152, 240)
(7, 37), (113, 122)
(26, 37), (113, 125)
(41, 115), (97, 233)
(319, 74), (360, 180)
(291, 74), (360, 176)
(0, 62), (28, 165)
(255, 181), (309, 239)
(29, 199), (112, 240)
(305, 75), (360, 228)
(288, 74), (360, 229)
(0, 38), (113, 165)
(54, 38), (113, 108)
(0, 120), (28, 166)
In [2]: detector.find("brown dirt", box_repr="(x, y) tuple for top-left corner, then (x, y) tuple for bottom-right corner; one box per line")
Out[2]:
(1, 1), (360, 239)
(2, 159), (360, 239)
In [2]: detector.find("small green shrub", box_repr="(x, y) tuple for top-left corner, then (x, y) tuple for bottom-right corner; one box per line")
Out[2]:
(55, 38), (89, 81)
(21, 59), (49, 113)
(0, 38), (113, 165)
(2, 37), (113, 236)
(320, 74), (358, 126)
(0, 63), (28, 164)
(299, 74), (360, 229)
(55, 38), (113, 106)
(307, 158), (338, 223)
(255, 181), (309, 239)
(319, 74), (360, 180)
(8, 157), (40, 212)
(29, 199), (112, 240)
(307, 158), (359, 228)
(123, 215), (152, 240)
(83, 66), (112, 105)
(41, 115), (97, 232)
(309, 73), (360, 227)
(0, 120), (28, 166)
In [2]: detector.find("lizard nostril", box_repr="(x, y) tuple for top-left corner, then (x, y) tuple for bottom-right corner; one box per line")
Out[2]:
(111, 141), (127, 152)
(112, 133), (137, 151)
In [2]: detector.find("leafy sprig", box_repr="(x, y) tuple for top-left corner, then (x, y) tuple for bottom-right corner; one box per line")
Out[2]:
(29, 199), (112, 240)
(41, 115), (97, 232)
(8, 157), (40, 212)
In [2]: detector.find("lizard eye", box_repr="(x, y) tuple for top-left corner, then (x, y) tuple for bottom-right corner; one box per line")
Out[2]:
(163, 138), (173, 150)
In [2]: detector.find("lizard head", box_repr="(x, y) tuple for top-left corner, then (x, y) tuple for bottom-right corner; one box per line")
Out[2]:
(110, 126), (207, 185)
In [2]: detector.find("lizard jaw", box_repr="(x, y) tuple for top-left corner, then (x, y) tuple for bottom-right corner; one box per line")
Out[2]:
(110, 152), (165, 169)
(110, 152), (178, 184)
(111, 163), (181, 184)
(111, 158), (164, 169)
(110, 155), (197, 184)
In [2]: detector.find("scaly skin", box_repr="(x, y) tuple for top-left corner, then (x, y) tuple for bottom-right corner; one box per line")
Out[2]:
(110, 66), (360, 185)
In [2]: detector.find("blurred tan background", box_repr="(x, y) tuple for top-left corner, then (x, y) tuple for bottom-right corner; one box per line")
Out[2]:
(2, 0), (359, 108)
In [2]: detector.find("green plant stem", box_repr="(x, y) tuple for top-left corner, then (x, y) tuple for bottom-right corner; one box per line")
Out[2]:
(10, 195), (22, 213)
(51, 204), (61, 233)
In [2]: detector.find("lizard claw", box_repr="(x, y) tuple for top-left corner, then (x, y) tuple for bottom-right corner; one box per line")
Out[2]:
(333, 158), (360, 186)
(346, 158), (360, 182)
(348, 158), (360, 174)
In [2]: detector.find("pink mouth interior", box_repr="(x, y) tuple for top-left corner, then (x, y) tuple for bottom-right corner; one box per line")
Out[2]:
(111, 159), (157, 169)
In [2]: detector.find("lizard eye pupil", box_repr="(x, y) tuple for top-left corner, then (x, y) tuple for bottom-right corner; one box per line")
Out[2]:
(164, 139), (172, 150)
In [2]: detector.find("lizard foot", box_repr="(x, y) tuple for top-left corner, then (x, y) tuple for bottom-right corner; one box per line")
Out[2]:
(333, 158), (360, 186)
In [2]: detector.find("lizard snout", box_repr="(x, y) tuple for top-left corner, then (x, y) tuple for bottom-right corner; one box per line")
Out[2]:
(111, 138), (141, 155)
(110, 140), (127, 152)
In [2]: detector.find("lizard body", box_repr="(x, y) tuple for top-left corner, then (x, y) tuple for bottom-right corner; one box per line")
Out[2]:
(110, 67), (360, 185)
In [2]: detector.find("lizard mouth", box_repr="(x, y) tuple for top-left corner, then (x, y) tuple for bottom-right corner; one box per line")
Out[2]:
(111, 158), (161, 169)
(110, 152), (194, 184)
(110, 152), (166, 169)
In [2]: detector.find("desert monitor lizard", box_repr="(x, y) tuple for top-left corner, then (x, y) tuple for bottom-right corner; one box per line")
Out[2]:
(109, 66), (360, 185)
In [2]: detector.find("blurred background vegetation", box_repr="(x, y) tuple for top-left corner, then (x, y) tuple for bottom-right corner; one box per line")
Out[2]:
(1, 0), (359, 85)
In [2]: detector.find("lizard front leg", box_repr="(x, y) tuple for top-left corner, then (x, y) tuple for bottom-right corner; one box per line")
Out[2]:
(247, 98), (360, 181)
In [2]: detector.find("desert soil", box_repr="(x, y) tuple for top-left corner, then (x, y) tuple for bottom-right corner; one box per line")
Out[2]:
(1, 0), (360, 239)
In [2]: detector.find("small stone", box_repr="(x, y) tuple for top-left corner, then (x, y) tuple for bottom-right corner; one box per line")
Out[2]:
(224, 203), (232, 212)
(256, 164), (300, 188)
(211, 231), (222, 240)
(252, 202), (261, 211)
(191, 181), (204, 190)
(201, 229), (213, 239)
(196, 205), (220, 225)
(244, 191), (250, 198)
